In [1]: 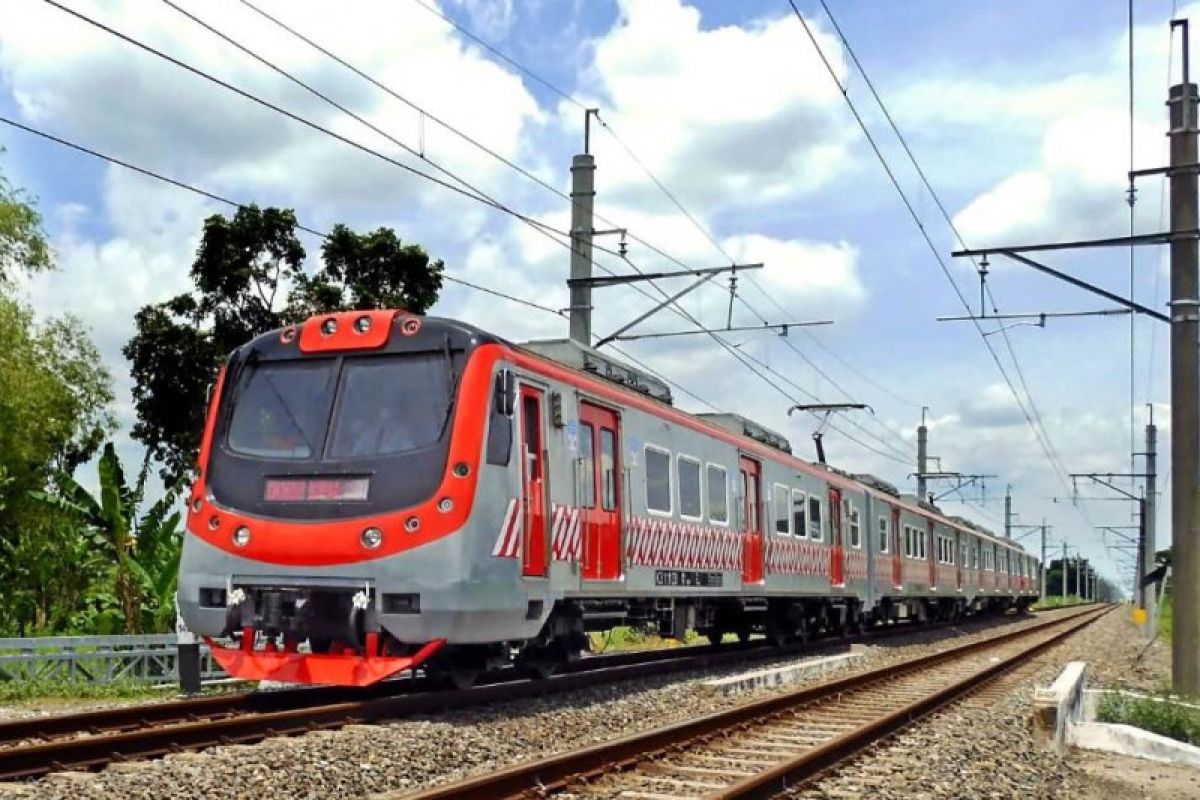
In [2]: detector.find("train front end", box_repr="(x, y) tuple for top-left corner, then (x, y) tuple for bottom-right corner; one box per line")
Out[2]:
(177, 309), (528, 686)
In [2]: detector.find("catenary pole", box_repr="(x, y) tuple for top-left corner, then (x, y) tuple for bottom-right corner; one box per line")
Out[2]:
(916, 408), (928, 503)
(1145, 412), (1158, 629)
(1005, 485), (1013, 539)
(1040, 521), (1048, 601)
(1168, 23), (1200, 694)
(568, 111), (597, 345)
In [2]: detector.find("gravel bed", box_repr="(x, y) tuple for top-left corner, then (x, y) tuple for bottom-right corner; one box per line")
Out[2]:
(0, 608), (1086, 799)
(789, 606), (1179, 800)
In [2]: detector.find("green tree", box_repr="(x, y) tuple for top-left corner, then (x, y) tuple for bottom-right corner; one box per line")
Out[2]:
(0, 156), (52, 284)
(124, 206), (444, 486)
(0, 167), (116, 635)
(33, 444), (183, 634)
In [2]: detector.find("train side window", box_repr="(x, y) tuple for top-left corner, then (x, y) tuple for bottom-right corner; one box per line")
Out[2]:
(847, 504), (861, 548)
(918, 530), (927, 560)
(791, 489), (807, 538)
(485, 370), (514, 466)
(645, 445), (673, 516)
(578, 422), (596, 508)
(772, 484), (791, 535)
(878, 516), (889, 553)
(706, 464), (729, 524)
(522, 394), (542, 480)
(600, 428), (617, 511)
(678, 456), (702, 520)
(808, 497), (823, 541)
(903, 526), (912, 558)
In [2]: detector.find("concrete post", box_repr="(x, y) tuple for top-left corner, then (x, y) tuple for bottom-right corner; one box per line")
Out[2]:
(1145, 418), (1158, 630)
(568, 153), (596, 345)
(1005, 486), (1013, 540)
(1168, 63), (1200, 694)
(1040, 522), (1048, 601)
(916, 411), (928, 503)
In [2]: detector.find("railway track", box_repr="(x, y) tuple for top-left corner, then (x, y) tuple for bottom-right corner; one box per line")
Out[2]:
(398, 604), (1111, 800)
(0, 606), (1083, 781)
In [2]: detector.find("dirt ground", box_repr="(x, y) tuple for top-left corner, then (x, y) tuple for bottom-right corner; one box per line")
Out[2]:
(1070, 748), (1200, 800)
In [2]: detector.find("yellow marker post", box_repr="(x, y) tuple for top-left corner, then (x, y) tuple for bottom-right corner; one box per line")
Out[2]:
(1133, 607), (1148, 625)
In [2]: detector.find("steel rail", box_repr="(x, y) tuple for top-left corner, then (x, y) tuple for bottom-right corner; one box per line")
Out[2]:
(395, 604), (1109, 800)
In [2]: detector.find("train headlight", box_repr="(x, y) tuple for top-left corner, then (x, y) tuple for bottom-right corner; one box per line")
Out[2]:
(232, 526), (251, 547)
(320, 317), (338, 337)
(354, 315), (372, 334)
(208, 515), (221, 531)
(361, 527), (384, 549)
(437, 497), (454, 513)
(404, 516), (420, 533)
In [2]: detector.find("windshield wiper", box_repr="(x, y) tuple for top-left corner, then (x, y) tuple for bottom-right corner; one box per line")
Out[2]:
(436, 335), (459, 441)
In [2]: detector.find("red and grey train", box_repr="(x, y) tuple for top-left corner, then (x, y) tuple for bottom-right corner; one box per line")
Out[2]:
(178, 308), (1040, 686)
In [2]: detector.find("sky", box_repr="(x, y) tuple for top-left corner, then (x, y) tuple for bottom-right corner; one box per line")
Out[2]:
(0, 0), (1189, 592)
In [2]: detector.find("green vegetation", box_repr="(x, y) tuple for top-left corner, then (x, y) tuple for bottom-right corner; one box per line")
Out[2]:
(588, 626), (709, 652)
(1030, 595), (1086, 611)
(1098, 691), (1200, 746)
(1159, 592), (1173, 642)
(0, 677), (168, 704)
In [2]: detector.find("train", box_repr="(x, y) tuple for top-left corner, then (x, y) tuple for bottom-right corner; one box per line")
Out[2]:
(177, 308), (1041, 687)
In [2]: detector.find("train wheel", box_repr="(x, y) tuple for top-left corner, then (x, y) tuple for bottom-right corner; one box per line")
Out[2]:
(443, 669), (481, 691)
(706, 629), (725, 646)
(736, 628), (752, 644)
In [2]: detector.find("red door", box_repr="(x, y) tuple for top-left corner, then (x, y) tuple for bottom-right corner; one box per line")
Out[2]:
(956, 532), (963, 590)
(927, 521), (937, 588)
(739, 456), (763, 584)
(519, 386), (547, 577)
(829, 487), (844, 586)
(579, 402), (622, 580)
(891, 508), (903, 588)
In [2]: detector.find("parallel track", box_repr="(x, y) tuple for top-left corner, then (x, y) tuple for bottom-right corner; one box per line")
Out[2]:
(397, 604), (1111, 800)
(0, 607), (1081, 781)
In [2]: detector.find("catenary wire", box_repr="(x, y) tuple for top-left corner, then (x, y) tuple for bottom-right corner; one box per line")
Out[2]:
(796, 0), (1081, 501)
(397, 0), (913, 448)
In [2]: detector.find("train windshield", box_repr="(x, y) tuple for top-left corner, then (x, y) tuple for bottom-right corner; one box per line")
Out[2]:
(226, 353), (452, 461)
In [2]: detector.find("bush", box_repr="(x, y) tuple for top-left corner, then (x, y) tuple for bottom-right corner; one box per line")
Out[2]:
(1097, 691), (1200, 746)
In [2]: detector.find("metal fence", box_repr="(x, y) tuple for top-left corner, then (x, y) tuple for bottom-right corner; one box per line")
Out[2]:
(0, 634), (222, 685)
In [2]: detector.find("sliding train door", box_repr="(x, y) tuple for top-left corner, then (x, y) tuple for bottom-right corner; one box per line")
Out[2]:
(739, 456), (763, 584)
(579, 402), (622, 581)
(519, 385), (548, 577)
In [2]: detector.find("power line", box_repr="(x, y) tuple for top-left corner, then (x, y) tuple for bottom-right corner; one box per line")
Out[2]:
(0, 114), (565, 319)
(793, 0), (1080, 503)
(399, 0), (912, 453)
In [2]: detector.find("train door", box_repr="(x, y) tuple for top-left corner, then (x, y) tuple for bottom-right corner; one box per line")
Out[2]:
(891, 507), (903, 589)
(927, 521), (937, 588)
(829, 487), (844, 586)
(956, 531), (963, 590)
(739, 456), (763, 584)
(579, 402), (622, 581)
(519, 386), (548, 577)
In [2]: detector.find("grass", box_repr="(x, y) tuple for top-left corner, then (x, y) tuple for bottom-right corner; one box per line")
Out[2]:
(1030, 595), (1086, 611)
(1097, 690), (1200, 746)
(1158, 592), (1174, 642)
(0, 677), (169, 704)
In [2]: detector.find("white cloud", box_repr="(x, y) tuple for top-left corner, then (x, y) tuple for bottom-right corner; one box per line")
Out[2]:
(573, 0), (857, 213)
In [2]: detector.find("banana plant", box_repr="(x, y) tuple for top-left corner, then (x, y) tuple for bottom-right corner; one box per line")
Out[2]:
(32, 443), (182, 633)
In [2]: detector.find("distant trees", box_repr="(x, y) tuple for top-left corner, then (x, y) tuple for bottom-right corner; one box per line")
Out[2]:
(124, 207), (445, 487)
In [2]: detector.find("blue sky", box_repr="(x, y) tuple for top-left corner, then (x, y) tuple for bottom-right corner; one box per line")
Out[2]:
(1, 0), (1190, 590)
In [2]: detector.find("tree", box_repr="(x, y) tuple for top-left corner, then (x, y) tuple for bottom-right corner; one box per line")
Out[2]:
(0, 154), (52, 285)
(124, 206), (444, 486)
(0, 167), (116, 635)
(33, 443), (183, 634)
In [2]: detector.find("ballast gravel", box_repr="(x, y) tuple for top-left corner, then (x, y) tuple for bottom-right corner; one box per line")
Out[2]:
(0, 607), (1110, 800)
(789, 607), (1183, 800)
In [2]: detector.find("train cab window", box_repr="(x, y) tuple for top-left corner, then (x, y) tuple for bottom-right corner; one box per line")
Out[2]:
(485, 370), (513, 466)
(706, 464), (729, 524)
(578, 422), (596, 508)
(792, 489), (807, 538)
(227, 360), (336, 459)
(645, 445), (672, 515)
(808, 497), (823, 541)
(773, 484), (791, 535)
(327, 355), (451, 458)
(878, 516), (890, 553)
(600, 428), (618, 511)
(678, 456), (702, 520)
(521, 394), (542, 480)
